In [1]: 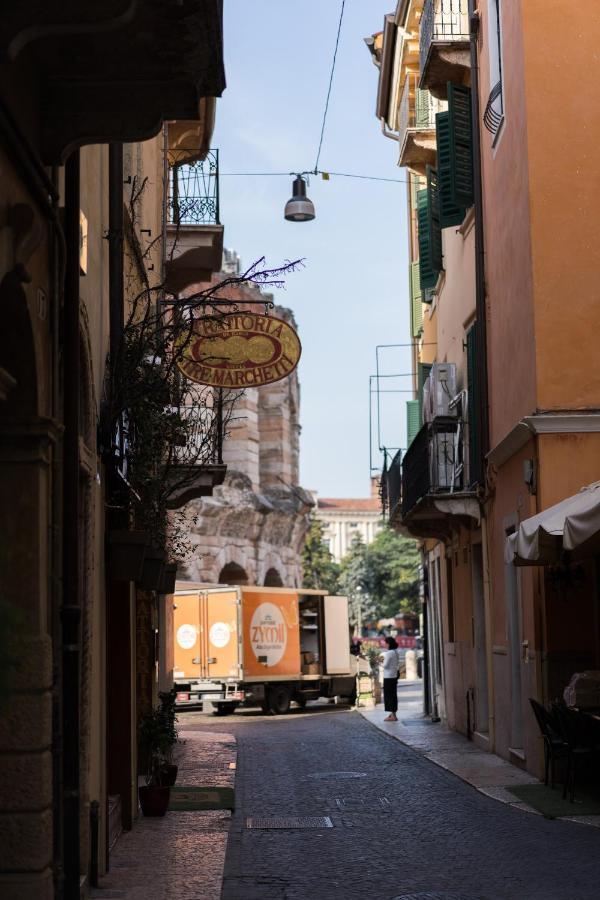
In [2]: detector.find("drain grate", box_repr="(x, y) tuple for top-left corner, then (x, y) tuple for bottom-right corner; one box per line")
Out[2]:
(246, 816), (333, 829)
(306, 771), (368, 780)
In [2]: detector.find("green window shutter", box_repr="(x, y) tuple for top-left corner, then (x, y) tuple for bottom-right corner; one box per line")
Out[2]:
(410, 175), (419, 210)
(410, 262), (424, 337)
(427, 166), (443, 272)
(417, 168), (443, 292)
(448, 82), (474, 208)
(406, 400), (421, 448)
(466, 323), (481, 485)
(436, 111), (466, 228)
(415, 88), (432, 128)
(416, 188), (435, 290)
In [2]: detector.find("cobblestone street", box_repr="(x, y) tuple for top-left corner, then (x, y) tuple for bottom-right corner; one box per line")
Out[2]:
(183, 701), (600, 900)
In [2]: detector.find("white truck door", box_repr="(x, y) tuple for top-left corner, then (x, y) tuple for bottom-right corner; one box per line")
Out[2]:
(323, 595), (351, 674)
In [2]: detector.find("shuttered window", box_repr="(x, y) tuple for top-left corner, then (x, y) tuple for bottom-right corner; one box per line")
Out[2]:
(417, 166), (443, 292)
(447, 82), (474, 208)
(410, 261), (424, 337)
(406, 400), (421, 449)
(466, 323), (481, 485)
(436, 110), (466, 228)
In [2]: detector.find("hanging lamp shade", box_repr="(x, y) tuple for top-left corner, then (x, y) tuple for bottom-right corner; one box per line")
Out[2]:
(284, 175), (315, 222)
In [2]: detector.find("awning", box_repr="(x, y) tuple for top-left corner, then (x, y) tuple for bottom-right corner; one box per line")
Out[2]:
(505, 481), (600, 566)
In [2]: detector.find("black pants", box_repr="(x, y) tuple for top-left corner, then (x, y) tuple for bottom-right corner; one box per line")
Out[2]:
(383, 677), (398, 713)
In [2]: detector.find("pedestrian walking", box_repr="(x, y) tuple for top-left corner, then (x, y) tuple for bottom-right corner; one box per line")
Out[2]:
(381, 636), (401, 722)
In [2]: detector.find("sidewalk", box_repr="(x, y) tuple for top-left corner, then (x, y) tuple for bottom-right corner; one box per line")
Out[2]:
(92, 730), (236, 900)
(359, 679), (600, 828)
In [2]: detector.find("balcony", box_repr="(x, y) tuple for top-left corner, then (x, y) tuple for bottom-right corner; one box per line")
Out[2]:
(419, 0), (470, 100)
(400, 418), (478, 538)
(164, 149), (224, 295)
(382, 450), (402, 524)
(397, 74), (444, 174)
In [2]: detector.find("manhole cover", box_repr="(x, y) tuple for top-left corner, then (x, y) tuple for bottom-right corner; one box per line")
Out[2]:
(307, 771), (368, 780)
(246, 816), (333, 829)
(393, 894), (475, 900)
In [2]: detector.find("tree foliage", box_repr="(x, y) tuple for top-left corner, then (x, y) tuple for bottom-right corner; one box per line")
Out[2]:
(338, 526), (420, 623)
(301, 517), (340, 595)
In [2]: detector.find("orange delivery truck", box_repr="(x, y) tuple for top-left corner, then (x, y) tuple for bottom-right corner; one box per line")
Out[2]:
(171, 582), (369, 714)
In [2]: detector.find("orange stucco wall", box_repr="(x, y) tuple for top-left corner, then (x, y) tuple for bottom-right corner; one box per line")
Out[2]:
(520, 2), (600, 411)
(479, 0), (536, 448)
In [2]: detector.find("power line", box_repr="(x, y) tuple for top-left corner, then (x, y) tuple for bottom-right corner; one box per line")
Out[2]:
(314, 0), (346, 173)
(220, 170), (406, 184)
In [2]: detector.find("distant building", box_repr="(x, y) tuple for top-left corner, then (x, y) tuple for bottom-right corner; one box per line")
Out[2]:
(314, 478), (383, 563)
(222, 247), (241, 275)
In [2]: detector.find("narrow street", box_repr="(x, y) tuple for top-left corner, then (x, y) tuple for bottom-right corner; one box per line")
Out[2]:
(183, 700), (600, 900)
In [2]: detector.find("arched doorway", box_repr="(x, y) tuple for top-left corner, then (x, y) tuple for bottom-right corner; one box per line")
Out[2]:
(218, 562), (248, 586)
(264, 567), (283, 587)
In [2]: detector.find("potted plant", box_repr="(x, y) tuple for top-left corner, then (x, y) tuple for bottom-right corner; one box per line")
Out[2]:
(365, 646), (383, 704)
(158, 688), (179, 785)
(107, 530), (149, 581)
(138, 707), (171, 816)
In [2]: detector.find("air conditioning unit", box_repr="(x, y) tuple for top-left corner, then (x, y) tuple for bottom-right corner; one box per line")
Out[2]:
(429, 363), (457, 419)
(429, 429), (457, 491)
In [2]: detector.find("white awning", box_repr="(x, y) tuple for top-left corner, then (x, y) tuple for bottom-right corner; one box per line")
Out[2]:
(505, 482), (600, 566)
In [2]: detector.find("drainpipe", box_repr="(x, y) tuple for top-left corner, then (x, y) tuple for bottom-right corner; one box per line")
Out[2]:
(468, 0), (490, 464)
(62, 149), (81, 899)
(380, 119), (401, 142)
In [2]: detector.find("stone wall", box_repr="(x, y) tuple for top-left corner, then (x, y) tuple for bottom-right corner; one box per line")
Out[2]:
(181, 286), (308, 588)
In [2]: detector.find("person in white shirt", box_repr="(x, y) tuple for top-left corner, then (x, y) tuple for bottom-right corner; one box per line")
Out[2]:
(381, 636), (401, 722)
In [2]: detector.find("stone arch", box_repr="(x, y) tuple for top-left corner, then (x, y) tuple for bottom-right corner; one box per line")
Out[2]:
(218, 561), (248, 586)
(213, 543), (256, 585)
(264, 567), (283, 587)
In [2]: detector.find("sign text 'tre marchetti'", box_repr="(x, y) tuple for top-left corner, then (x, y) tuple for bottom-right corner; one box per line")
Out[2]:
(176, 312), (302, 388)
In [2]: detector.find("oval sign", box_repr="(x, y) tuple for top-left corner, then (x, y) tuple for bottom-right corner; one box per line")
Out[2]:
(176, 312), (301, 388)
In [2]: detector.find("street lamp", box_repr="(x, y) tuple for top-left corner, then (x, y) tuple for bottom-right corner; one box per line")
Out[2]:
(284, 174), (315, 222)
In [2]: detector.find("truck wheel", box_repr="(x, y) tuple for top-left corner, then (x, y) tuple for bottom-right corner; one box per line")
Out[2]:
(213, 702), (236, 716)
(268, 686), (291, 715)
(346, 684), (357, 706)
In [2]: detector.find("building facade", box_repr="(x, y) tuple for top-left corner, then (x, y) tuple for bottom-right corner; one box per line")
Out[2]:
(314, 478), (383, 563)
(370, 0), (600, 779)
(0, 5), (228, 896)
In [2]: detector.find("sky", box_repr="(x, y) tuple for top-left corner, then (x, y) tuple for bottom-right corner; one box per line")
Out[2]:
(213, 0), (412, 498)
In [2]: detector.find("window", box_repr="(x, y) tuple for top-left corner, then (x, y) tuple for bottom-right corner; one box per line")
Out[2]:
(483, 0), (504, 139)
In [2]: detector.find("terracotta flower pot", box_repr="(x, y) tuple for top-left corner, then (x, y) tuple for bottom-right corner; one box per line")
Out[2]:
(139, 784), (170, 817)
(138, 549), (165, 591)
(158, 563), (177, 595)
(107, 530), (149, 581)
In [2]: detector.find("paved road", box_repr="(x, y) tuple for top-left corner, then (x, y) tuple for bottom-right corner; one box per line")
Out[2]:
(182, 704), (600, 900)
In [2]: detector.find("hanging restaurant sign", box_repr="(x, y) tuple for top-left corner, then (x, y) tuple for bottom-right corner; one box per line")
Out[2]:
(176, 312), (301, 388)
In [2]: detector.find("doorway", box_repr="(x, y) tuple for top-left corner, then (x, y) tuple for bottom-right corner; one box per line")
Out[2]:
(505, 534), (523, 750)
(471, 543), (489, 733)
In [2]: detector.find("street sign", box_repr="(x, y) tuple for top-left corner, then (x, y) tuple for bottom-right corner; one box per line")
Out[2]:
(176, 312), (301, 388)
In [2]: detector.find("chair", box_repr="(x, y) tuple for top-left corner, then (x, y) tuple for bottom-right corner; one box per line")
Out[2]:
(529, 698), (569, 790)
(551, 701), (597, 802)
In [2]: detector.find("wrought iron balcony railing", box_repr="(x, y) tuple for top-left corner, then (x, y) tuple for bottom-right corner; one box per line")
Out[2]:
(401, 418), (463, 518)
(382, 449), (402, 520)
(167, 149), (220, 227)
(398, 73), (441, 142)
(420, 0), (470, 77)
